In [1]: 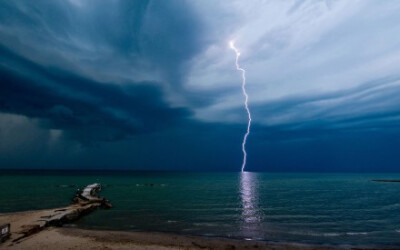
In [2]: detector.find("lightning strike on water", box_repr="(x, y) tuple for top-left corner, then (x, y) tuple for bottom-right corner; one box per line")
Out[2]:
(229, 40), (252, 172)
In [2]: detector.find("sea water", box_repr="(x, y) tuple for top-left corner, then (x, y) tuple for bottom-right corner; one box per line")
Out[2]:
(1, 171), (400, 246)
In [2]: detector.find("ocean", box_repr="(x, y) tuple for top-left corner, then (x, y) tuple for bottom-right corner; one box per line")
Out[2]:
(1, 171), (400, 246)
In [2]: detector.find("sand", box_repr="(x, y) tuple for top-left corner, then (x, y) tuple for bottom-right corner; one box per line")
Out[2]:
(0, 210), (344, 250)
(1, 227), (340, 250)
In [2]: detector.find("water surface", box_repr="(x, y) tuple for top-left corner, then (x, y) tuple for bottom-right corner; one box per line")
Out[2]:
(1, 171), (400, 246)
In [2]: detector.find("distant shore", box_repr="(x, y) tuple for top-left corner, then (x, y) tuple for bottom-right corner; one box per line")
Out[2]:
(0, 209), (346, 250)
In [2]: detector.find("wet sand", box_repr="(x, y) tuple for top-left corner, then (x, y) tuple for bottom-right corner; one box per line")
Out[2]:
(0, 210), (351, 250)
(1, 228), (341, 250)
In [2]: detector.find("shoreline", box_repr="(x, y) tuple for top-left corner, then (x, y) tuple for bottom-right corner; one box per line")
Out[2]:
(58, 227), (346, 249)
(0, 209), (394, 250)
(1, 226), (343, 250)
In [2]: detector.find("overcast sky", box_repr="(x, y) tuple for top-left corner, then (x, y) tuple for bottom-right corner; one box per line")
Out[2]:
(1, 0), (400, 171)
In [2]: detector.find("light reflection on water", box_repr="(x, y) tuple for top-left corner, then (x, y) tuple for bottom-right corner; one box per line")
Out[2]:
(3, 172), (400, 245)
(239, 171), (263, 238)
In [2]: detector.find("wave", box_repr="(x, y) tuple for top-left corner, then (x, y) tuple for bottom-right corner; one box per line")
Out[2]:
(346, 232), (368, 236)
(193, 223), (220, 227)
(289, 231), (369, 237)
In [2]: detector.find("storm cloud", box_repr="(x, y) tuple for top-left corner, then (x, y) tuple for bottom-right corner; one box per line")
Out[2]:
(1, 0), (400, 171)
(0, 44), (190, 143)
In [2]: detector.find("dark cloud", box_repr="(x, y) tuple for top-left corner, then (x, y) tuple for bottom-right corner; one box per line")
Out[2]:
(0, 1), (149, 54)
(0, 1), (399, 171)
(247, 75), (400, 132)
(0, 45), (190, 143)
(0, 0), (207, 86)
(0, 0), (209, 144)
(141, 1), (206, 75)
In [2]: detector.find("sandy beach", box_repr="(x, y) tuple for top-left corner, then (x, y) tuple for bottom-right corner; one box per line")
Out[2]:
(2, 227), (339, 250)
(0, 210), (341, 250)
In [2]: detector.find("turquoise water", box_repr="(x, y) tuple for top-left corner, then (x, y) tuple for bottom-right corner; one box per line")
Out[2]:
(1, 171), (400, 246)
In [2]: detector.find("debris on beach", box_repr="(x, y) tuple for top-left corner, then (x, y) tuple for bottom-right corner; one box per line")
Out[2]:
(0, 224), (10, 242)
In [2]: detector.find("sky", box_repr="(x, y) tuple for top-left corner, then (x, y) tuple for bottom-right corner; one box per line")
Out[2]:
(1, 0), (400, 171)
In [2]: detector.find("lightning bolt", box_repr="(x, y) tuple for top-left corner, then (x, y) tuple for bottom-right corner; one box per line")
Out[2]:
(229, 40), (252, 172)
